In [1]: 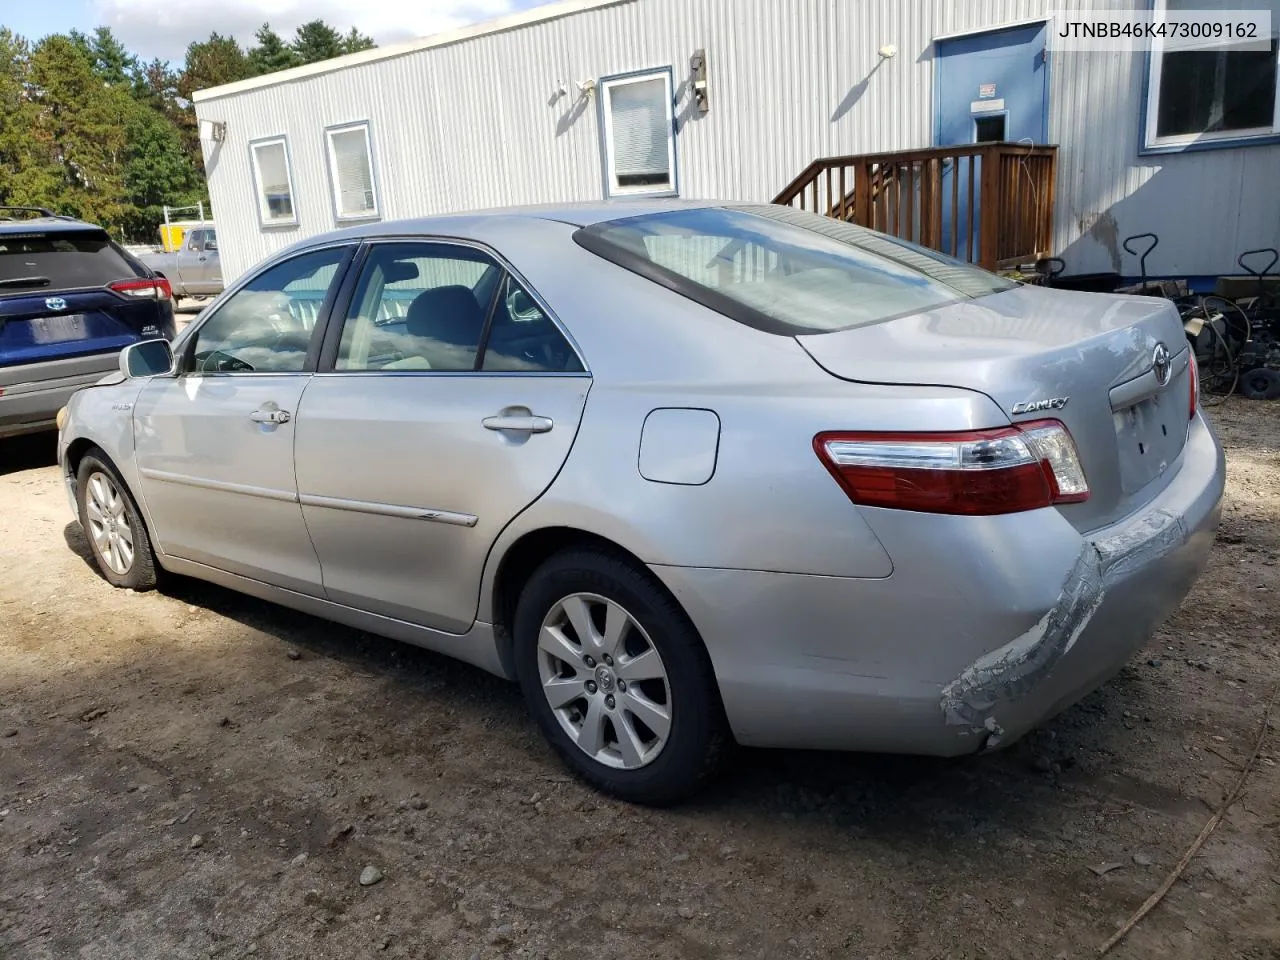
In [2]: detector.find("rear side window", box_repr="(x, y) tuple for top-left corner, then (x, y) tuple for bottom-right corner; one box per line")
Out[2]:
(0, 231), (141, 293)
(573, 205), (1016, 335)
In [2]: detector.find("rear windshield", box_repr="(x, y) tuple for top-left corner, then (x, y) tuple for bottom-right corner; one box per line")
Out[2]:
(0, 230), (141, 293)
(573, 204), (1016, 335)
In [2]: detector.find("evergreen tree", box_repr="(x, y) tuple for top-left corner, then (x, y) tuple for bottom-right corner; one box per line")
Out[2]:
(249, 24), (300, 75)
(88, 26), (138, 87)
(0, 29), (58, 210)
(26, 35), (130, 228)
(178, 32), (252, 102)
(292, 20), (345, 64)
(122, 101), (201, 239)
(341, 27), (376, 54)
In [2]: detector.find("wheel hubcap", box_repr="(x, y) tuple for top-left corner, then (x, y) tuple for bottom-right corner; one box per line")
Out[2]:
(85, 471), (134, 576)
(537, 592), (672, 770)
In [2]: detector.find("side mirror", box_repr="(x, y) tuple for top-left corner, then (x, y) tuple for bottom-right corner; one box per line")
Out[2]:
(506, 287), (538, 320)
(120, 339), (174, 378)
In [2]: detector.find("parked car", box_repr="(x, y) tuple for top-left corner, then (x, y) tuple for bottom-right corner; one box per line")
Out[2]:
(0, 207), (176, 440)
(55, 200), (1224, 804)
(137, 225), (223, 300)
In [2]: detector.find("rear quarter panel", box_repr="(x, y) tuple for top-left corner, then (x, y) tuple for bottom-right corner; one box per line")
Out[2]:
(469, 219), (1013, 610)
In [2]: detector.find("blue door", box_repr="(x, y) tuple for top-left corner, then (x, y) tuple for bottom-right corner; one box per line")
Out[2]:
(935, 22), (1049, 261)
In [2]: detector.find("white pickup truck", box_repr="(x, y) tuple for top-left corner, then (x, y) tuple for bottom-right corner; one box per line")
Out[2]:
(137, 226), (223, 299)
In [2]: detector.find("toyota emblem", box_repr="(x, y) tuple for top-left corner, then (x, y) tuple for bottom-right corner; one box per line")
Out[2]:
(44, 296), (68, 312)
(1152, 342), (1171, 386)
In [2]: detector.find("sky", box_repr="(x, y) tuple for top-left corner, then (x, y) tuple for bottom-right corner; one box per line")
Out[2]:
(1, 0), (553, 63)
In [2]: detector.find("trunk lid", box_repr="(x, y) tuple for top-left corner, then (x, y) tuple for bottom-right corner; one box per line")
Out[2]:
(796, 284), (1194, 531)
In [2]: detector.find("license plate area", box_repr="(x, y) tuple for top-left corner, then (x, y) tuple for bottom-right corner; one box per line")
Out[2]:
(27, 313), (88, 344)
(1112, 390), (1186, 494)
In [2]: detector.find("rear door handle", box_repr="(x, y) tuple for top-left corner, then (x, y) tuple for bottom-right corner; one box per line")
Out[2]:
(250, 408), (291, 424)
(482, 414), (553, 434)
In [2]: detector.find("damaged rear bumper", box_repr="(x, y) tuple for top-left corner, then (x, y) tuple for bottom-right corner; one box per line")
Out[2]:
(939, 413), (1224, 749)
(649, 413), (1224, 756)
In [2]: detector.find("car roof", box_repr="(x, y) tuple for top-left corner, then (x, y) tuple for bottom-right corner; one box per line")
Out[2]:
(294, 198), (730, 251)
(0, 215), (106, 235)
(458, 197), (725, 227)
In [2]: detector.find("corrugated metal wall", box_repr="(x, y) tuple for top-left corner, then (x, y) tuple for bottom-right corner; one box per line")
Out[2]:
(197, 0), (1280, 282)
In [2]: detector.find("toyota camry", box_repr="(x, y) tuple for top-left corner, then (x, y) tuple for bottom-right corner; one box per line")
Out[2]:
(55, 200), (1225, 804)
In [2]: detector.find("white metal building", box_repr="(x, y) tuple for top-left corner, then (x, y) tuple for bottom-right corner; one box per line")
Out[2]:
(194, 0), (1280, 286)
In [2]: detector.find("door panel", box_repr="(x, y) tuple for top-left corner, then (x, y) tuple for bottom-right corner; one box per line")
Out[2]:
(294, 374), (589, 632)
(134, 375), (322, 592)
(132, 243), (353, 592)
(296, 240), (589, 632)
(936, 22), (1049, 260)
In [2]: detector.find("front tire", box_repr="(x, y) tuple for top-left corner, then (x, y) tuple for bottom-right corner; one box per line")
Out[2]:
(513, 548), (726, 805)
(76, 451), (159, 591)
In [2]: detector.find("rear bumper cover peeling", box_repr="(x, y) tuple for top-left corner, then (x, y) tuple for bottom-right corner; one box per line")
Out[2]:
(939, 509), (1188, 745)
(940, 544), (1107, 742)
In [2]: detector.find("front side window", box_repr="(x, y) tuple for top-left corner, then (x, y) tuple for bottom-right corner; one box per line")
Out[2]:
(188, 246), (348, 374)
(574, 204), (1016, 336)
(250, 137), (298, 225)
(326, 122), (379, 221)
(600, 71), (676, 197)
(1146, 0), (1279, 148)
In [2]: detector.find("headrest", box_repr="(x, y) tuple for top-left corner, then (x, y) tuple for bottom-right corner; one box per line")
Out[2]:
(406, 285), (485, 345)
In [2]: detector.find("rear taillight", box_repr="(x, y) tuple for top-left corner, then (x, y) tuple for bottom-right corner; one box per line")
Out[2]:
(814, 419), (1089, 516)
(109, 277), (172, 301)
(1188, 352), (1198, 419)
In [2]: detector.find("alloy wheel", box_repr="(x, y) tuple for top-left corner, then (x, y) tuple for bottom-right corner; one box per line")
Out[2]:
(85, 471), (134, 576)
(536, 592), (672, 770)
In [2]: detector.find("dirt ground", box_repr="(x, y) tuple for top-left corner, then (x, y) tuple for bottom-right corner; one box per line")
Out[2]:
(0, 399), (1277, 960)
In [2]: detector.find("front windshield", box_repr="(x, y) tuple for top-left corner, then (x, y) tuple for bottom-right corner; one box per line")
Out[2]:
(574, 204), (1016, 335)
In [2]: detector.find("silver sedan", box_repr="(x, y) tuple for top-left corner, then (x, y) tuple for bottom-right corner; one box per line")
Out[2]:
(56, 200), (1225, 804)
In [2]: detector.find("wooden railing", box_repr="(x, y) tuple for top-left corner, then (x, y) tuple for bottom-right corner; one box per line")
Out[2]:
(772, 143), (1058, 271)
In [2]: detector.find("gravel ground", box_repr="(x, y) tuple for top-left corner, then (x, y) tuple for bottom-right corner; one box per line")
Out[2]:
(0, 398), (1277, 960)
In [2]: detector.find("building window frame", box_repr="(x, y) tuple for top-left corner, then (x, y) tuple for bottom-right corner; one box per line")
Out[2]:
(598, 67), (679, 199)
(324, 120), (382, 224)
(1140, 0), (1280, 154)
(248, 135), (300, 228)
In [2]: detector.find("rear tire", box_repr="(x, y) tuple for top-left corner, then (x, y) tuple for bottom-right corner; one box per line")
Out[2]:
(513, 548), (726, 806)
(76, 451), (160, 591)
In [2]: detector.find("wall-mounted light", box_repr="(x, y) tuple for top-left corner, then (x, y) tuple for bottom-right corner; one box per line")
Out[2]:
(576, 78), (597, 99)
(690, 49), (709, 112)
(878, 44), (898, 59)
(198, 119), (226, 142)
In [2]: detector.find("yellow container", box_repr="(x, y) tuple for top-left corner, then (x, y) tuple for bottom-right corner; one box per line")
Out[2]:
(159, 221), (206, 252)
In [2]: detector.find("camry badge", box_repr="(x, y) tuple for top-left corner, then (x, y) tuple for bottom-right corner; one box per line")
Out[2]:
(1152, 342), (1171, 386)
(1011, 397), (1069, 415)
(45, 297), (68, 311)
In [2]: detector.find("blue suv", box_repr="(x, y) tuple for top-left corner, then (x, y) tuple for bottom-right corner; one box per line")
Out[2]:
(0, 207), (176, 439)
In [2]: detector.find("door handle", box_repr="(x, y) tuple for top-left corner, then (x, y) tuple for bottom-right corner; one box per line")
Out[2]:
(250, 408), (291, 424)
(482, 414), (553, 433)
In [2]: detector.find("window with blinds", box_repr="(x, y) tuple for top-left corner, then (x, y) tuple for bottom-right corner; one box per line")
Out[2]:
(326, 123), (380, 220)
(250, 138), (296, 225)
(601, 71), (676, 197)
